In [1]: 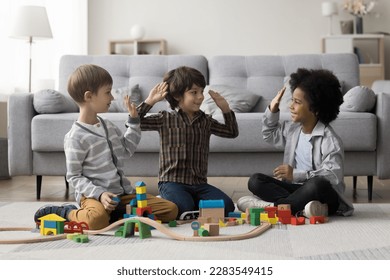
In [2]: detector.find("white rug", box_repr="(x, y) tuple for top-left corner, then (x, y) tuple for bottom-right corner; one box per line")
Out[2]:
(1, 201), (390, 260)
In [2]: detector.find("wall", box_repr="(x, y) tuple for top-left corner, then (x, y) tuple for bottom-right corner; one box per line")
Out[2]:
(88, 0), (390, 79)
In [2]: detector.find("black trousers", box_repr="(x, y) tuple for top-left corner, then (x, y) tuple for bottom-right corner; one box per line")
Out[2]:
(248, 173), (340, 215)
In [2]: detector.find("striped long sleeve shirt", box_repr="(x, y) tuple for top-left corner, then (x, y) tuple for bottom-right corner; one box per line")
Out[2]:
(64, 116), (141, 204)
(138, 102), (239, 185)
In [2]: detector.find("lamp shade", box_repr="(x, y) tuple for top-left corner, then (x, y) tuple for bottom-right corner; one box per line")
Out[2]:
(11, 6), (52, 39)
(321, 2), (338, 17)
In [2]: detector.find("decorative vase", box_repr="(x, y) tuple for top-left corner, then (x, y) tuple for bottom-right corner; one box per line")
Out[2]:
(355, 16), (363, 34)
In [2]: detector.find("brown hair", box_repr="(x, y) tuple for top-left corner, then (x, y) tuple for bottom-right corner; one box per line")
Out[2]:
(163, 66), (206, 109)
(67, 64), (113, 103)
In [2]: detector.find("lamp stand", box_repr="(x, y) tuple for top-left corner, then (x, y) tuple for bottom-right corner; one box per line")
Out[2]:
(28, 36), (33, 92)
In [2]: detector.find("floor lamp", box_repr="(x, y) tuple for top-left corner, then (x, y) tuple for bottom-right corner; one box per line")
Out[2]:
(10, 6), (53, 92)
(322, 2), (338, 35)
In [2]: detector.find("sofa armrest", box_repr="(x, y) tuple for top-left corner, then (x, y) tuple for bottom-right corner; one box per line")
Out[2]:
(375, 90), (390, 179)
(7, 93), (35, 175)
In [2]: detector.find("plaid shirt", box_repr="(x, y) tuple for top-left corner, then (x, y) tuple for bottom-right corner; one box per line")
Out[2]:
(138, 102), (239, 185)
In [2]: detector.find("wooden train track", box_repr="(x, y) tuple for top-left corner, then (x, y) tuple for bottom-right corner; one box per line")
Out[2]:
(0, 218), (271, 244)
(85, 217), (272, 242)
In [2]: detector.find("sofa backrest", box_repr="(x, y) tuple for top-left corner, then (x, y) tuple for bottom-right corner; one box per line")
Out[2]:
(208, 53), (359, 112)
(59, 55), (209, 112)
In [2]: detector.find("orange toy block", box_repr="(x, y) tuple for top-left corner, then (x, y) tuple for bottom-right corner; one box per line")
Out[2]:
(136, 206), (152, 217)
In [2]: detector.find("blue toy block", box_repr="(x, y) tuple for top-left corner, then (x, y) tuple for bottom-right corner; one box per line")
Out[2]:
(130, 198), (137, 206)
(136, 193), (147, 201)
(199, 199), (225, 209)
(123, 214), (137, 218)
(135, 181), (146, 187)
(112, 197), (120, 204)
(228, 212), (242, 218)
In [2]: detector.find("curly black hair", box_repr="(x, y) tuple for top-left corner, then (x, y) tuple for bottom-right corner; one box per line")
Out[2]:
(289, 68), (343, 125)
(163, 66), (206, 110)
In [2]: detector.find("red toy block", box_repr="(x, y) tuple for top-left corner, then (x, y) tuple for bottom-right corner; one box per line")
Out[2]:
(310, 216), (327, 224)
(291, 216), (305, 225)
(264, 206), (277, 218)
(136, 206), (152, 217)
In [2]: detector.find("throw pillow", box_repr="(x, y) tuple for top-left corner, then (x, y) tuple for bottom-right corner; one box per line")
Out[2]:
(110, 84), (143, 112)
(33, 89), (78, 113)
(340, 86), (376, 112)
(200, 85), (261, 115)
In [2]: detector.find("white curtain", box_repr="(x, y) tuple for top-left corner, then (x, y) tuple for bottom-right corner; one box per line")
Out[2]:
(0, 0), (88, 94)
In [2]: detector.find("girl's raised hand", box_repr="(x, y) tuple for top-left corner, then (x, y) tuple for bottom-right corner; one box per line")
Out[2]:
(270, 86), (286, 113)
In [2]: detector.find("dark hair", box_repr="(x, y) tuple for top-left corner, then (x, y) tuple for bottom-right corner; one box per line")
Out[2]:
(163, 66), (206, 109)
(289, 68), (343, 125)
(67, 64), (113, 103)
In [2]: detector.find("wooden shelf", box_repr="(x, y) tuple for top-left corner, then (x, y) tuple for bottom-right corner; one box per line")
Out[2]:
(109, 39), (167, 55)
(321, 34), (385, 87)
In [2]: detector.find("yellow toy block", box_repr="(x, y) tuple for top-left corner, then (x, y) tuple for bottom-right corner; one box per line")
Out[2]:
(137, 200), (148, 208)
(241, 212), (247, 219)
(268, 217), (278, 225)
(260, 212), (269, 222)
(136, 186), (147, 194)
(218, 219), (226, 227)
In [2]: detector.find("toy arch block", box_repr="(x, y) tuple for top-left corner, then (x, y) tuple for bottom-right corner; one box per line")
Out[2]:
(116, 219), (151, 239)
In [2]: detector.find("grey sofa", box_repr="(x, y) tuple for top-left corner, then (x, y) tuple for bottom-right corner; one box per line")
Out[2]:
(8, 54), (390, 200)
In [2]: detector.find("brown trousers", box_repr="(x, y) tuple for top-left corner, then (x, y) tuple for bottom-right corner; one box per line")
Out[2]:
(68, 194), (178, 230)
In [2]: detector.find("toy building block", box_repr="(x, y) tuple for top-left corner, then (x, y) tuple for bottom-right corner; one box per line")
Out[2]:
(126, 204), (132, 215)
(309, 216), (327, 224)
(112, 196), (120, 204)
(191, 221), (200, 236)
(277, 204), (291, 210)
(218, 219), (226, 227)
(198, 228), (209, 236)
(136, 206), (152, 217)
(228, 212), (242, 218)
(199, 199), (225, 223)
(241, 212), (247, 219)
(136, 186), (147, 194)
(260, 212), (269, 222)
(136, 193), (147, 201)
(168, 220), (177, 227)
(204, 223), (219, 236)
(291, 216), (306, 225)
(225, 218), (237, 227)
(71, 234), (89, 243)
(135, 181), (146, 187)
(137, 200), (148, 208)
(130, 198), (137, 207)
(264, 206), (277, 218)
(39, 214), (66, 236)
(277, 209), (292, 224)
(268, 217), (278, 225)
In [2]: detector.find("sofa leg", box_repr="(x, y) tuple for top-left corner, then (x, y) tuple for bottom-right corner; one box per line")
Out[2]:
(64, 176), (69, 189)
(353, 176), (357, 190)
(36, 175), (42, 200)
(368, 176), (373, 201)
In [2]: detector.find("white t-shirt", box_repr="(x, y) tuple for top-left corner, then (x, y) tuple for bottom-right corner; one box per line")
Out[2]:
(294, 130), (312, 171)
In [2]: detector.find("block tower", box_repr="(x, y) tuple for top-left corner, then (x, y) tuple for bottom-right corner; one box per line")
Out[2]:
(134, 181), (153, 217)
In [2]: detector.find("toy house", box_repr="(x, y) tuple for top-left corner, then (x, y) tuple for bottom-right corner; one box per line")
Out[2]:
(39, 214), (65, 236)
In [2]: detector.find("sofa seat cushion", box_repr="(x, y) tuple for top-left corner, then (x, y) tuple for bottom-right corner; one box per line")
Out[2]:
(31, 111), (376, 153)
(210, 112), (376, 152)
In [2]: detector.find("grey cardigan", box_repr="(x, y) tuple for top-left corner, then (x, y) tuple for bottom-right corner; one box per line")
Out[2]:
(262, 108), (354, 216)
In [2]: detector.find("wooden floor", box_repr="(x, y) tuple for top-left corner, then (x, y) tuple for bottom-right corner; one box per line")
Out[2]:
(1, 175), (390, 203)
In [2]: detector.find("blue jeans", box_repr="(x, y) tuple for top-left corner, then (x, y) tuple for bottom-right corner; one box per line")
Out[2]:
(158, 181), (235, 218)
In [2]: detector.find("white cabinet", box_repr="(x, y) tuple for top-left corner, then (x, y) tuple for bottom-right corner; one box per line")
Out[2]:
(321, 34), (385, 87)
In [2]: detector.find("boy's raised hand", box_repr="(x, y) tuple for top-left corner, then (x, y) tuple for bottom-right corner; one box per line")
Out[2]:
(270, 86), (286, 113)
(209, 90), (230, 113)
(124, 95), (138, 117)
(145, 82), (168, 106)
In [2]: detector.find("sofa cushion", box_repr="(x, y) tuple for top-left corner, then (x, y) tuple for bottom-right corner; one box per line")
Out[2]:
(110, 84), (143, 112)
(33, 89), (78, 113)
(340, 86), (376, 112)
(200, 85), (261, 115)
